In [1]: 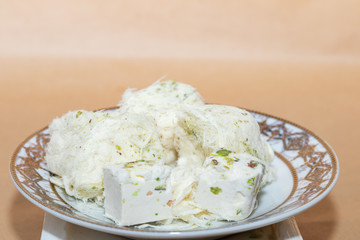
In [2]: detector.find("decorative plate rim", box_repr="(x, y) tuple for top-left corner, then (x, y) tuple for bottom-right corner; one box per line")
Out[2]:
(9, 106), (339, 239)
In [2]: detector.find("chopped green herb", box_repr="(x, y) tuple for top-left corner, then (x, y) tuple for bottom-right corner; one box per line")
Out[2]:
(92, 186), (96, 190)
(76, 111), (82, 118)
(132, 189), (140, 196)
(243, 143), (260, 159)
(226, 157), (234, 165)
(216, 149), (231, 157)
(247, 177), (255, 186)
(236, 209), (242, 215)
(101, 188), (104, 191)
(124, 162), (135, 168)
(155, 185), (166, 191)
(210, 187), (222, 195)
(122, 199), (125, 204)
(115, 145), (121, 151)
(155, 213), (158, 216)
(155, 177), (160, 181)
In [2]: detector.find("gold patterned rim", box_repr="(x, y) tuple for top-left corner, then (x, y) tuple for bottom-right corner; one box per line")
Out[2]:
(10, 106), (339, 234)
(250, 108), (338, 200)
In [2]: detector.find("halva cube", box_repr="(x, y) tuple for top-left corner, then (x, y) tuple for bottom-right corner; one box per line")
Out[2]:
(103, 160), (174, 226)
(194, 150), (265, 221)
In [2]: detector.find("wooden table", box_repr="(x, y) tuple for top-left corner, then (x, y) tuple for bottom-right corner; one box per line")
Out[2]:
(1, 1), (359, 239)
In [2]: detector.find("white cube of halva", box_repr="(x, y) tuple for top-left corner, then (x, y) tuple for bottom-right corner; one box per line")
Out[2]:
(194, 150), (265, 221)
(103, 160), (173, 226)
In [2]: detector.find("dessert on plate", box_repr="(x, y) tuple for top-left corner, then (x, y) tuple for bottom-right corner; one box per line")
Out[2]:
(45, 80), (274, 229)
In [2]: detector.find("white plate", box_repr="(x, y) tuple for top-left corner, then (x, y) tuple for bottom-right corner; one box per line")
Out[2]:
(10, 108), (339, 239)
(41, 213), (303, 240)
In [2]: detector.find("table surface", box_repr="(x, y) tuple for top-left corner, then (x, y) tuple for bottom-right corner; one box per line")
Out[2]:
(1, 1), (360, 239)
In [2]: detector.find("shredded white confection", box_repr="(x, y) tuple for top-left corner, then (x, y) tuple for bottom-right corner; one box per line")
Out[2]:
(45, 80), (274, 229)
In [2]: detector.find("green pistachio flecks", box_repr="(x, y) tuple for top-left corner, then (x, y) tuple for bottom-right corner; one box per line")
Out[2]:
(216, 150), (232, 157)
(247, 177), (255, 186)
(210, 187), (222, 195)
(154, 185), (166, 191)
(76, 111), (82, 118)
(132, 189), (140, 196)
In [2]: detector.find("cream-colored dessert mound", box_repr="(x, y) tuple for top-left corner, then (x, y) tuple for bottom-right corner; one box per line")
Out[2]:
(118, 80), (204, 112)
(174, 104), (273, 168)
(45, 80), (274, 228)
(46, 81), (204, 202)
(118, 80), (205, 161)
(45, 110), (175, 202)
(170, 104), (274, 223)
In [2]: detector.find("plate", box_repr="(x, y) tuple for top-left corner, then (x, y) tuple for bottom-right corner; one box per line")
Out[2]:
(41, 213), (303, 240)
(10, 108), (339, 239)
